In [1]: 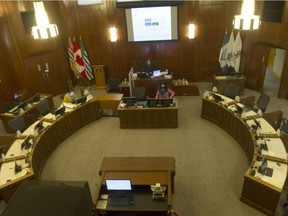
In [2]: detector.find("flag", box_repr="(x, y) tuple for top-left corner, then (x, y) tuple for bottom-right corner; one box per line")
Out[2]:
(79, 37), (94, 80)
(73, 38), (87, 80)
(218, 31), (229, 74)
(226, 31), (234, 68)
(232, 32), (242, 72)
(68, 38), (79, 79)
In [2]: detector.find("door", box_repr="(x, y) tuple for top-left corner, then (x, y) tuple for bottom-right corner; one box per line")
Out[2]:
(23, 51), (69, 95)
(244, 44), (270, 92)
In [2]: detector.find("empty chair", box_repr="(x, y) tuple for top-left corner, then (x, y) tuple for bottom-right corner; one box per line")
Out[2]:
(255, 92), (270, 113)
(8, 116), (27, 133)
(263, 110), (283, 131)
(132, 87), (146, 101)
(36, 99), (51, 116)
(0, 101), (19, 113)
(223, 83), (241, 99)
(239, 95), (256, 109)
(106, 79), (121, 93)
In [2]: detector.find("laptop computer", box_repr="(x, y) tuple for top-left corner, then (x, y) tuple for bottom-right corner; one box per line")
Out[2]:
(106, 179), (134, 206)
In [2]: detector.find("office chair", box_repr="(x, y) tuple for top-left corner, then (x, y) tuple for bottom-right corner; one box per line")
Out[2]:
(36, 99), (51, 116)
(263, 110), (283, 131)
(106, 79), (121, 93)
(0, 101), (19, 113)
(255, 92), (270, 113)
(8, 116), (27, 133)
(239, 95), (256, 110)
(223, 83), (241, 99)
(132, 87), (146, 101)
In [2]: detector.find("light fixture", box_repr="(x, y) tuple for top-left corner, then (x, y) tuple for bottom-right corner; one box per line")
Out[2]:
(188, 23), (195, 39)
(233, 0), (260, 30)
(110, 27), (117, 42)
(31, 1), (59, 39)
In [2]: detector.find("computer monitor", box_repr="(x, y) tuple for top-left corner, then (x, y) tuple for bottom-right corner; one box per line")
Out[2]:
(21, 136), (31, 150)
(153, 70), (161, 77)
(258, 158), (268, 175)
(34, 120), (44, 132)
(31, 93), (41, 103)
(122, 97), (136, 107)
(74, 96), (87, 105)
(54, 106), (66, 116)
(18, 101), (28, 110)
(106, 179), (132, 191)
(147, 98), (173, 108)
(211, 93), (223, 102)
(234, 104), (243, 115)
(252, 117), (262, 129)
(147, 98), (159, 108)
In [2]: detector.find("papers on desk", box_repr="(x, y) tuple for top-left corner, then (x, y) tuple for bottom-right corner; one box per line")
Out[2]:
(63, 103), (77, 109)
(96, 200), (107, 209)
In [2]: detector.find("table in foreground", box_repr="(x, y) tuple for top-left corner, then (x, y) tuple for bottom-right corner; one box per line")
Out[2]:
(95, 157), (175, 216)
(117, 102), (178, 128)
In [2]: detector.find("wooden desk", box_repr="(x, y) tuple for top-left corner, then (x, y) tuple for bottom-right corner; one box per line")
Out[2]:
(212, 75), (246, 95)
(172, 83), (200, 96)
(201, 93), (287, 215)
(95, 157), (175, 216)
(0, 93), (54, 133)
(0, 99), (101, 202)
(95, 93), (123, 110)
(117, 102), (178, 128)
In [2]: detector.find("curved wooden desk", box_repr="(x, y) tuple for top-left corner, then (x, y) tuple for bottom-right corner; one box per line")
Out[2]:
(201, 93), (287, 216)
(0, 99), (101, 202)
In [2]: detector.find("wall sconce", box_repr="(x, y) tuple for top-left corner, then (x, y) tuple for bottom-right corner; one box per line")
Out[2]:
(233, 0), (260, 30)
(188, 23), (195, 39)
(31, 1), (59, 39)
(110, 27), (117, 42)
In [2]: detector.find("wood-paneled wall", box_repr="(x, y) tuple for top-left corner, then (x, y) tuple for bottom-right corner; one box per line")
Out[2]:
(0, 1), (288, 102)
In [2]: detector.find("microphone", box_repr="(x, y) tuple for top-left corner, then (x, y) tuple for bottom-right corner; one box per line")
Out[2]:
(14, 157), (22, 173)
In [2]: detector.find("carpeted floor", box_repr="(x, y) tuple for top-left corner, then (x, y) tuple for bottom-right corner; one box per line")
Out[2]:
(1, 82), (288, 215)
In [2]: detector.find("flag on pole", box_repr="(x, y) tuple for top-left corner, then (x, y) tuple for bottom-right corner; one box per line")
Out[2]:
(218, 31), (229, 74)
(79, 37), (94, 80)
(226, 31), (234, 68)
(232, 32), (242, 72)
(68, 38), (80, 79)
(73, 38), (87, 80)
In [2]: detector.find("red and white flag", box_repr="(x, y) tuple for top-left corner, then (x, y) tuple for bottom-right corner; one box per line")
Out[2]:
(73, 38), (87, 80)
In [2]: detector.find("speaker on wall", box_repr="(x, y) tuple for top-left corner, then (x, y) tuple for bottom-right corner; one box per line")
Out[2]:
(262, 1), (285, 23)
(20, 11), (36, 34)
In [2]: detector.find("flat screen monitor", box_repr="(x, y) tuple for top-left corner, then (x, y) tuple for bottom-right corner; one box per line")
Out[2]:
(211, 93), (223, 102)
(74, 96), (87, 105)
(34, 120), (44, 132)
(234, 104), (243, 115)
(54, 106), (66, 116)
(125, 6), (178, 42)
(31, 93), (41, 103)
(153, 70), (161, 77)
(106, 179), (132, 191)
(258, 158), (268, 174)
(122, 97), (137, 107)
(21, 136), (31, 150)
(147, 98), (173, 107)
(252, 117), (262, 129)
(18, 101), (28, 110)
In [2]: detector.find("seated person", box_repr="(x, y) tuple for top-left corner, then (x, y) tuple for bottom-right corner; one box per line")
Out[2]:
(62, 91), (77, 103)
(138, 59), (156, 76)
(155, 83), (175, 99)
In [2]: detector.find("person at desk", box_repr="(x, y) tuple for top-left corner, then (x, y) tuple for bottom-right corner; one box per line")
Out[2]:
(155, 83), (175, 99)
(139, 59), (156, 76)
(62, 91), (77, 103)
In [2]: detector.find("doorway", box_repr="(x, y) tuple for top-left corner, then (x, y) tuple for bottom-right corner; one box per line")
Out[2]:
(263, 48), (286, 97)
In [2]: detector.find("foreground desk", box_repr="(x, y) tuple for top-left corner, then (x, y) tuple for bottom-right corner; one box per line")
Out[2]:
(212, 75), (246, 95)
(0, 99), (101, 202)
(95, 157), (175, 216)
(201, 93), (287, 215)
(117, 102), (178, 128)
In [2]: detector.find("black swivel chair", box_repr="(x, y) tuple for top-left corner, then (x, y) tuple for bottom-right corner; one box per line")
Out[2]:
(106, 79), (121, 93)
(133, 87), (146, 101)
(36, 99), (51, 116)
(8, 116), (27, 133)
(255, 92), (270, 113)
(0, 101), (19, 113)
(223, 83), (241, 99)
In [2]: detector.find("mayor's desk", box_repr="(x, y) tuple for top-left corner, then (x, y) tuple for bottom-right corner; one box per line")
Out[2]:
(201, 93), (287, 215)
(95, 157), (175, 216)
(117, 101), (178, 129)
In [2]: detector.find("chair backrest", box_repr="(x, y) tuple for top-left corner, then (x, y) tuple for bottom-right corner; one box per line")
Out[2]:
(8, 116), (27, 133)
(263, 110), (283, 131)
(239, 95), (256, 109)
(223, 83), (241, 99)
(107, 79), (121, 93)
(256, 92), (270, 113)
(132, 87), (146, 101)
(0, 101), (19, 113)
(281, 133), (288, 152)
(36, 99), (51, 116)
